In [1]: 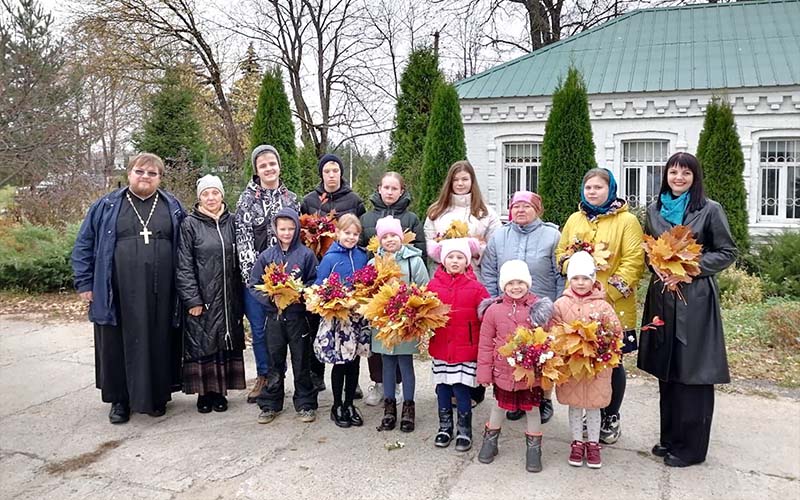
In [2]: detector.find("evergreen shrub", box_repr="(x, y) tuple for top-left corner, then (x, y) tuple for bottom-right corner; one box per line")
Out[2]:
(0, 222), (78, 292)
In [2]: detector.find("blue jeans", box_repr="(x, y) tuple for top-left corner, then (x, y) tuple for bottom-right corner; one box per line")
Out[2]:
(243, 285), (268, 376)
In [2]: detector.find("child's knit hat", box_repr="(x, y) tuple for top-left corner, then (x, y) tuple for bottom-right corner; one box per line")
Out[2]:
(499, 259), (532, 290)
(566, 251), (597, 282)
(431, 237), (479, 266)
(375, 216), (403, 240)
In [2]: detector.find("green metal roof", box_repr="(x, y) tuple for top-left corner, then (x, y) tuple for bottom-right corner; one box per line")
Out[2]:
(455, 0), (800, 99)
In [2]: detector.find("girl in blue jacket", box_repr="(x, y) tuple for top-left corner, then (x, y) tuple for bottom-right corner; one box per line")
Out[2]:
(314, 214), (370, 428)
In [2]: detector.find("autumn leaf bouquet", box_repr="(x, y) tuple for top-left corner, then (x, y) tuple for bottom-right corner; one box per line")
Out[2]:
(348, 254), (403, 306)
(304, 272), (359, 322)
(551, 314), (623, 381)
(253, 262), (305, 313)
(497, 326), (567, 390)
(299, 212), (337, 258)
(362, 281), (451, 351)
(559, 232), (613, 272)
(642, 225), (702, 302)
(434, 219), (470, 242)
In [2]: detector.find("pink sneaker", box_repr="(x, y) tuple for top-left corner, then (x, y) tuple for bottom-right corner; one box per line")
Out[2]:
(585, 441), (602, 469)
(568, 440), (584, 467)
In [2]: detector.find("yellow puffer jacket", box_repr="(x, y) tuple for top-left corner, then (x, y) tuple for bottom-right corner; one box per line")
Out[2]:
(556, 202), (645, 330)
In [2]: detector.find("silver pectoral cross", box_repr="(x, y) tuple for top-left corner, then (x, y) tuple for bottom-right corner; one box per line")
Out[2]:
(140, 227), (152, 244)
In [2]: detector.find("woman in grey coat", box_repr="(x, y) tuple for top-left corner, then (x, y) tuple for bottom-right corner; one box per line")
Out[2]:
(638, 152), (736, 468)
(481, 190), (564, 422)
(481, 191), (564, 301)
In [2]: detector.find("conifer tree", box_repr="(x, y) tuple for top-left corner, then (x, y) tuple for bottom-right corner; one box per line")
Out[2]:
(295, 134), (319, 195)
(229, 43), (262, 155)
(696, 97), (750, 251)
(246, 66), (300, 191)
(389, 46), (442, 201)
(539, 66), (596, 226)
(416, 82), (466, 215)
(134, 68), (209, 168)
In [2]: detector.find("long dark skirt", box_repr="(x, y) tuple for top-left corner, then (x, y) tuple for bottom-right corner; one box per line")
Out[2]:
(659, 380), (715, 464)
(182, 350), (246, 395)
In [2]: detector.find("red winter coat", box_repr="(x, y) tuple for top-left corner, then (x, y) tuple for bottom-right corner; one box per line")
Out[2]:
(477, 292), (553, 392)
(427, 267), (490, 363)
(553, 283), (621, 409)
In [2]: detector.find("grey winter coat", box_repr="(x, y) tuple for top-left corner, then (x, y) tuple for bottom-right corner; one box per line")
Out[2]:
(638, 199), (736, 385)
(480, 219), (565, 300)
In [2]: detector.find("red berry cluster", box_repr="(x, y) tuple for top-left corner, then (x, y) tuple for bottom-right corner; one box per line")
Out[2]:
(348, 264), (378, 287)
(516, 340), (552, 373)
(318, 272), (349, 301)
(268, 266), (290, 285)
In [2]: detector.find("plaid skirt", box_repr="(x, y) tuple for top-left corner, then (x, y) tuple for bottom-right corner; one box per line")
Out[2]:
(182, 350), (246, 395)
(493, 385), (544, 412)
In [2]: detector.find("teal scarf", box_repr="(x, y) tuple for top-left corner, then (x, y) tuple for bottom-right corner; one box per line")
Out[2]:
(660, 191), (690, 225)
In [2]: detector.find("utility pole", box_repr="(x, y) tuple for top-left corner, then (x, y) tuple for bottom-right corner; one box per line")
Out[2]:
(349, 140), (354, 187)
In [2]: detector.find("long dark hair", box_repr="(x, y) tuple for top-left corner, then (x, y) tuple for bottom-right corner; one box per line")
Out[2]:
(657, 152), (706, 212)
(426, 160), (489, 220)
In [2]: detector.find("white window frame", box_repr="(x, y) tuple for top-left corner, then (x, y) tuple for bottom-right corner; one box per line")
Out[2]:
(620, 139), (671, 209)
(758, 138), (800, 221)
(502, 142), (541, 215)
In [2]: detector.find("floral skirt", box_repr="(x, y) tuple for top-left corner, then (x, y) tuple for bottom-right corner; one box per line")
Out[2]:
(314, 315), (371, 364)
(493, 385), (544, 412)
(182, 350), (246, 395)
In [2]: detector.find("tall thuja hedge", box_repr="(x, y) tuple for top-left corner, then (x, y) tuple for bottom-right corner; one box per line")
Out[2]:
(539, 66), (596, 226)
(246, 66), (301, 191)
(416, 81), (466, 215)
(389, 46), (442, 201)
(696, 97), (750, 252)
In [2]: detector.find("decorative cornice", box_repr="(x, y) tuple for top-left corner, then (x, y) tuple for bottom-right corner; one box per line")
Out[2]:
(461, 90), (800, 123)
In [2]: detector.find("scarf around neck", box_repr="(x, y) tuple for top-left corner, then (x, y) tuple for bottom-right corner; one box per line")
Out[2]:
(660, 191), (690, 225)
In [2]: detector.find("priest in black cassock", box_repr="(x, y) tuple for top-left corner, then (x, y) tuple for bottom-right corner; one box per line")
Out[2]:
(72, 153), (186, 424)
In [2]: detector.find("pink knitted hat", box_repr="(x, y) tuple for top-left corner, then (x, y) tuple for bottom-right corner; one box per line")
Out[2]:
(508, 190), (543, 219)
(430, 237), (479, 265)
(375, 216), (403, 240)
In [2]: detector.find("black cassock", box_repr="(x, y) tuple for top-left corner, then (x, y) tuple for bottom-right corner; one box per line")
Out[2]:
(94, 193), (182, 413)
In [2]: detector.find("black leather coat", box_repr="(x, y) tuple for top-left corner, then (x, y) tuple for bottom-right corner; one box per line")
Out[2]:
(176, 206), (245, 361)
(637, 199), (736, 385)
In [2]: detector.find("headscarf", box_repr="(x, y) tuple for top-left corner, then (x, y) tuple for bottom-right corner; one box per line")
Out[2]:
(579, 168), (619, 220)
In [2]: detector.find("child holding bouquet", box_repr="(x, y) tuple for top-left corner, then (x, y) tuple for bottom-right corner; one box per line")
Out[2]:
(553, 251), (622, 469)
(371, 216), (429, 432)
(249, 208), (318, 425)
(476, 260), (554, 472)
(312, 214), (369, 428)
(427, 238), (490, 451)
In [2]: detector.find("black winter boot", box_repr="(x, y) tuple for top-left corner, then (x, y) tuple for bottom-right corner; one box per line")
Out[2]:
(478, 425), (501, 464)
(525, 433), (543, 472)
(378, 398), (397, 431)
(434, 408), (454, 448)
(399, 400), (415, 433)
(454, 411), (473, 452)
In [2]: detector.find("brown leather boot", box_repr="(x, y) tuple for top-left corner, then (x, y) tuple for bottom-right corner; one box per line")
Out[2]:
(378, 398), (397, 431)
(400, 400), (415, 433)
(247, 375), (266, 403)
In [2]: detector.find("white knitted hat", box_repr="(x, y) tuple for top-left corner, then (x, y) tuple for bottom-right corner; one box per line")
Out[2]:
(566, 251), (596, 282)
(499, 259), (532, 291)
(196, 174), (224, 198)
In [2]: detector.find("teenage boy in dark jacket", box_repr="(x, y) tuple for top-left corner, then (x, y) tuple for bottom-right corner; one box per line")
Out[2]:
(249, 207), (318, 424)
